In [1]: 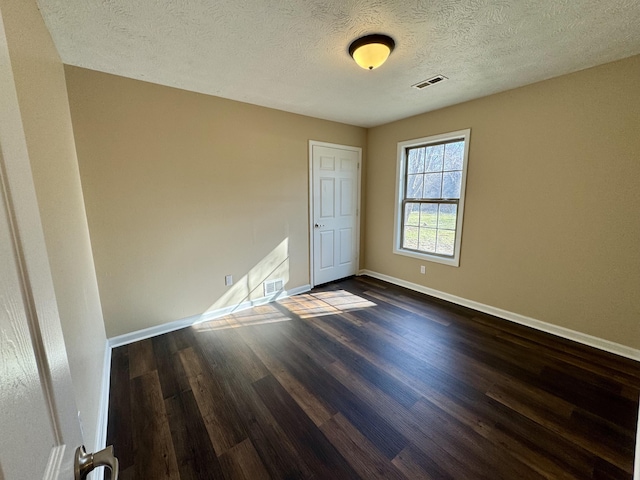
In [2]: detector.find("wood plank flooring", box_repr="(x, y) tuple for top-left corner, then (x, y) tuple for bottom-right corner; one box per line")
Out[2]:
(106, 276), (640, 479)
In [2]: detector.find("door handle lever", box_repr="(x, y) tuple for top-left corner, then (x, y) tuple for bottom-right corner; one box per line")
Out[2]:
(75, 445), (119, 480)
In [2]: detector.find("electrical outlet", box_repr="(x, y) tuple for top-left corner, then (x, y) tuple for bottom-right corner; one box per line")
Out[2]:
(225, 275), (233, 286)
(420, 265), (426, 274)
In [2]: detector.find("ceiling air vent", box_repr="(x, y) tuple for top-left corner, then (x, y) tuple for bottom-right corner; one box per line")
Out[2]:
(412, 75), (448, 90)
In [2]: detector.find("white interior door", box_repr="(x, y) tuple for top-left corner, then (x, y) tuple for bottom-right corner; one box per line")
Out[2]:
(310, 142), (360, 286)
(0, 11), (83, 479)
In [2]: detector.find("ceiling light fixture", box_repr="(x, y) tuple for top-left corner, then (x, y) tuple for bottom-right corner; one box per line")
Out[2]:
(349, 34), (395, 70)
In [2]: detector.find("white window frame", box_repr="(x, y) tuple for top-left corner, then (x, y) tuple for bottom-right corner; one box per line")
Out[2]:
(393, 129), (471, 267)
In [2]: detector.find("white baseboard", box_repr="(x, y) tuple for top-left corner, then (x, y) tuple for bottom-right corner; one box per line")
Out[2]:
(358, 269), (640, 362)
(109, 284), (311, 348)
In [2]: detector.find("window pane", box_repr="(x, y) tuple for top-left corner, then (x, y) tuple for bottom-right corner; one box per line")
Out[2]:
(406, 174), (424, 198)
(425, 144), (444, 172)
(407, 148), (425, 174)
(404, 203), (420, 226)
(419, 203), (438, 227)
(423, 173), (442, 198)
(436, 230), (455, 256)
(418, 228), (437, 252)
(442, 171), (461, 198)
(438, 204), (457, 230)
(397, 130), (469, 264)
(443, 141), (464, 171)
(403, 226), (419, 250)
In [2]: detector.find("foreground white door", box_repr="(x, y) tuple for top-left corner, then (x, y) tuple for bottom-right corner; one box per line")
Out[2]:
(0, 10), (83, 479)
(310, 142), (361, 286)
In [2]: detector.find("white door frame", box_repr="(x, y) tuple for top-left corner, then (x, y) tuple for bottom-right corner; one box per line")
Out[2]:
(0, 7), (83, 478)
(308, 140), (362, 288)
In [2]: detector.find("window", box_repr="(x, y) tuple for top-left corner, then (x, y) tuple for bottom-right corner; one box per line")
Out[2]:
(394, 129), (470, 266)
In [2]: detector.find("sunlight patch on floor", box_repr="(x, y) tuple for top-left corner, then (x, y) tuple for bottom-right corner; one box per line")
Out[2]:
(280, 290), (376, 319)
(193, 304), (291, 332)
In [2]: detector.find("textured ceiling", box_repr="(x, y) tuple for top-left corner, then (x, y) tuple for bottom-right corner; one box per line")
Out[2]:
(37, 0), (640, 127)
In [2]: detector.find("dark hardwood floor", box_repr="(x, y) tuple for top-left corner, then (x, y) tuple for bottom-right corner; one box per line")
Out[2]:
(106, 276), (640, 479)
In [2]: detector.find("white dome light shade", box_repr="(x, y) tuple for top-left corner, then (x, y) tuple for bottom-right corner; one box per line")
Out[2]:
(349, 34), (395, 70)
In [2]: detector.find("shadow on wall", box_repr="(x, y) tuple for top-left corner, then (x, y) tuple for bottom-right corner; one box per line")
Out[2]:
(202, 237), (291, 316)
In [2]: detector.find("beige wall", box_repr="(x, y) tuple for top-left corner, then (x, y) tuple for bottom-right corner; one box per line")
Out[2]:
(1, 0), (107, 449)
(65, 66), (367, 338)
(366, 55), (640, 349)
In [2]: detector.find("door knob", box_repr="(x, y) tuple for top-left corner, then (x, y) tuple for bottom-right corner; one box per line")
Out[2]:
(75, 445), (119, 480)
(314, 223), (325, 228)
